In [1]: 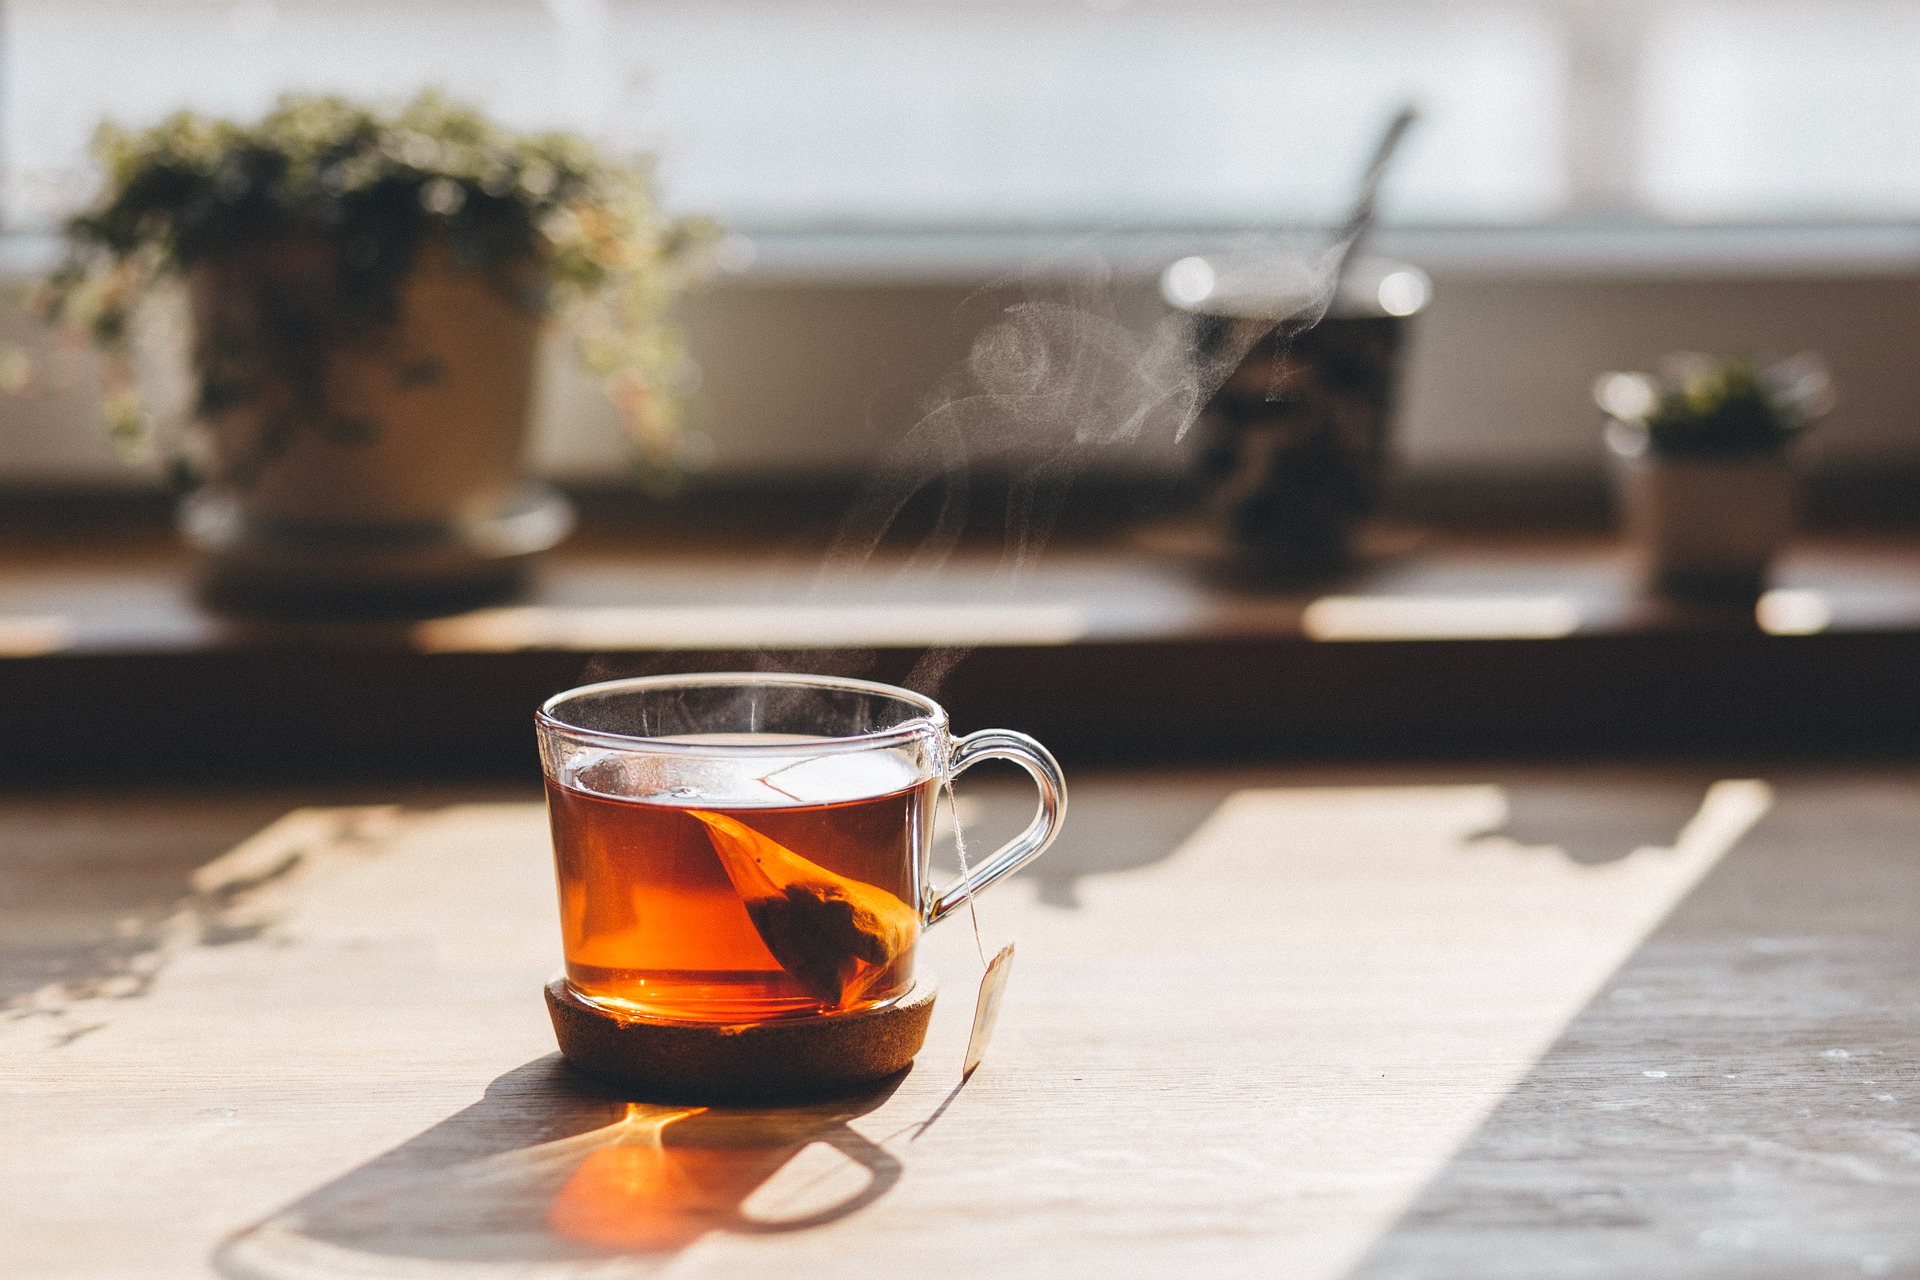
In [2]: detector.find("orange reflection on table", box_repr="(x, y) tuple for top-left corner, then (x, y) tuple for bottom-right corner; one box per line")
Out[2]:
(547, 1102), (885, 1251)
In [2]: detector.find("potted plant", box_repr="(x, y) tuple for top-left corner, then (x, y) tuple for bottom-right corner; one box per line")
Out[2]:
(37, 92), (713, 610)
(1594, 353), (1832, 600)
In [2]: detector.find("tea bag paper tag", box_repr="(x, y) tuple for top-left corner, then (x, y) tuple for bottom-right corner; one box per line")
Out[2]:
(962, 943), (1015, 1080)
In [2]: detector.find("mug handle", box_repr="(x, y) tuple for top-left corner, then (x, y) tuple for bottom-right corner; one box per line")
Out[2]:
(926, 729), (1067, 926)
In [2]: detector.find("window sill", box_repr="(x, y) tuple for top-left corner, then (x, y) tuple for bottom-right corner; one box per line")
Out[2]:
(723, 221), (1920, 284)
(3, 520), (1918, 778)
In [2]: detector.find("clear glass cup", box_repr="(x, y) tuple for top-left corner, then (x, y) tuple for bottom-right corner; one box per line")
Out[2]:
(535, 672), (1066, 1023)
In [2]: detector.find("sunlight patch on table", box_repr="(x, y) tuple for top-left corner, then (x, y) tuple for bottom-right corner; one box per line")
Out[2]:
(412, 602), (1090, 652)
(0, 613), (73, 655)
(0, 781), (1774, 1279)
(1757, 587), (1832, 635)
(987, 779), (1772, 1279)
(1302, 594), (1581, 641)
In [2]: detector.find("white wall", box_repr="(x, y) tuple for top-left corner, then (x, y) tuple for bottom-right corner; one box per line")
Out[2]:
(6, 253), (1919, 490)
(572, 263), (1920, 485)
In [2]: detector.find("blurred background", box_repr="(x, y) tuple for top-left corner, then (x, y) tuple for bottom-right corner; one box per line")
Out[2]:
(4, 0), (1919, 776)
(4, 0), (1919, 507)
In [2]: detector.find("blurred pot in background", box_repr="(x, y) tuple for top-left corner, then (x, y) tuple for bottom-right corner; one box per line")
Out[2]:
(175, 235), (561, 609)
(1163, 252), (1429, 576)
(1596, 353), (1832, 601)
(37, 92), (713, 614)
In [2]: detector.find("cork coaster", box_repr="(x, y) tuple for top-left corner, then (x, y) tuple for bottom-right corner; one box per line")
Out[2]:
(545, 978), (938, 1103)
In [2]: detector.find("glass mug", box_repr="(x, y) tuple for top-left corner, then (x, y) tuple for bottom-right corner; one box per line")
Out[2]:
(536, 672), (1067, 1023)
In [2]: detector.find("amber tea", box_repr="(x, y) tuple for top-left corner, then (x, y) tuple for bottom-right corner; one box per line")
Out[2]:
(547, 743), (934, 1023)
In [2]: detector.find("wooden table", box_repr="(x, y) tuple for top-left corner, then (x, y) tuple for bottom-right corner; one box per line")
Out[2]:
(5, 764), (1918, 1277)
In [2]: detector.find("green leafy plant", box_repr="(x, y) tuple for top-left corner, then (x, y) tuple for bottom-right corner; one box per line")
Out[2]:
(1594, 353), (1833, 458)
(35, 91), (717, 489)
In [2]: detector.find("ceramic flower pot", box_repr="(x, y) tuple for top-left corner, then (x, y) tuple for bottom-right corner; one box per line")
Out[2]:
(177, 237), (573, 612)
(1594, 354), (1829, 602)
(1610, 445), (1794, 600)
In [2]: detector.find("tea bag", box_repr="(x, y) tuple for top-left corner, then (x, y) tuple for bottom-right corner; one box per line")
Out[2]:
(944, 779), (1013, 1079)
(689, 810), (919, 1007)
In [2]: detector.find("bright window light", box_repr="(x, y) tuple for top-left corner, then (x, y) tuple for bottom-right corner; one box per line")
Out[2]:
(3, 0), (1564, 230)
(1642, 4), (1920, 220)
(7, 2), (1919, 232)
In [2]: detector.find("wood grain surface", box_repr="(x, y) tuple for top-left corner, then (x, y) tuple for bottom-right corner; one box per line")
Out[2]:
(3, 768), (1917, 1278)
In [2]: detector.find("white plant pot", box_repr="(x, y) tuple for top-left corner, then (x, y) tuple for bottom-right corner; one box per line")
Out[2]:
(1612, 449), (1794, 598)
(176, 239), (573, 611)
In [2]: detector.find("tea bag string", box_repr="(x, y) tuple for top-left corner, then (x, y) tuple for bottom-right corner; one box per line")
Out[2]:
(942, 774), (990, 969)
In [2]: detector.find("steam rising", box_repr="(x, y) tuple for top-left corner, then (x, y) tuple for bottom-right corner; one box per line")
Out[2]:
(810, 107), (1421, 696)
(635, 108), (1408, 697)
(806, 237), (1347, 696)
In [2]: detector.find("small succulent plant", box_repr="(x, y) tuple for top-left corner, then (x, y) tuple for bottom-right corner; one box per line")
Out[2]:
(1594, 353), (1833, 458)
(34, 91), (717, 489)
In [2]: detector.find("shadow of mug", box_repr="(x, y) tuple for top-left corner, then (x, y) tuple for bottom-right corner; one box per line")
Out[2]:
(215, 1055), (906, 1276)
